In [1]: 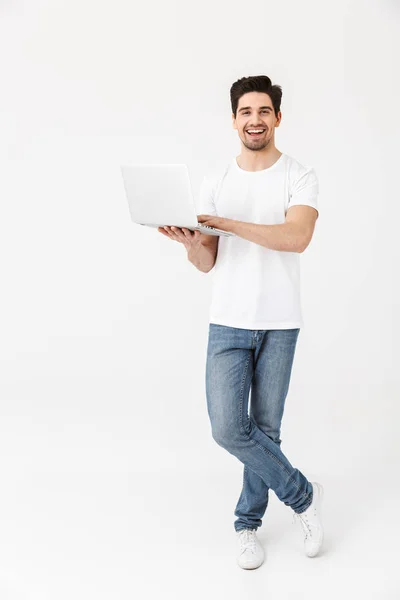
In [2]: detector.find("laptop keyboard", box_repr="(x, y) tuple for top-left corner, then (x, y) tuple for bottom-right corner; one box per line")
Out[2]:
(198, 224), (216, 230)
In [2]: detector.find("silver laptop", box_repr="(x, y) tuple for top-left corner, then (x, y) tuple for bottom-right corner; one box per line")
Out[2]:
(120, 163), (235, 237)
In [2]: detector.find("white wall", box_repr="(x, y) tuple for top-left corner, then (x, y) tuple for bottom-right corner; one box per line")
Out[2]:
(0, 0), (399, 597)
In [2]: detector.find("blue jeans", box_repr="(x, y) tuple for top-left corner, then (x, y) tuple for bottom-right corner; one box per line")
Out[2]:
(205, 324), (313, 532)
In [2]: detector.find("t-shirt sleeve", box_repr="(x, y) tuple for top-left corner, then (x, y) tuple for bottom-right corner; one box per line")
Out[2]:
(195, 174), (218, 217)
(288, 166), (319, 216)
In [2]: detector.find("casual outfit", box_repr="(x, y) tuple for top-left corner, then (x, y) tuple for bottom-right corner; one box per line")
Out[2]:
(197, 153), (323, 549)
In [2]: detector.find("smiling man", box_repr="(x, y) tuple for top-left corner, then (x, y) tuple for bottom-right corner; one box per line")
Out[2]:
(158, 75), (324, 570)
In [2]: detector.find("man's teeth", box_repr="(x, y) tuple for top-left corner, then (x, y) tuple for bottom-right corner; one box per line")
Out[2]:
(247, 129), (265, 133)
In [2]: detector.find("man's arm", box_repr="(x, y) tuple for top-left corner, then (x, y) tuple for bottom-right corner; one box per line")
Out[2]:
(230, 221), (304, 252)
(188, 235), (219, 272)
(198, 205), (318, 253)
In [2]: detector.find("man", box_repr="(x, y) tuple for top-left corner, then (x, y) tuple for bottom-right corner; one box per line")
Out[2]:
(158, 75), (324, 570)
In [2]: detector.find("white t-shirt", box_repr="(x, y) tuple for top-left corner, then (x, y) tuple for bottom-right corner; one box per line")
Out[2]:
(196, 153), (319, 330)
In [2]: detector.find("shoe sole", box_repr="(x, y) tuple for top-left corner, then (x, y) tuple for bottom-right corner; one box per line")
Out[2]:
(237, 556), (265, 569)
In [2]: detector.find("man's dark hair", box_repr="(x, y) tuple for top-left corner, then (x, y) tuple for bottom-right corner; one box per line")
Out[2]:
(230, 75), (282, 118)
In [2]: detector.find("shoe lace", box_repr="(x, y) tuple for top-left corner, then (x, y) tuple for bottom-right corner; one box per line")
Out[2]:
(238, 529), (257, 554)
(292, 512), (312, 540)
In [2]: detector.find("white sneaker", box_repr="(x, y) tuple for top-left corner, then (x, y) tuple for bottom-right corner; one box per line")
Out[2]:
(236, 528), (265, 569)
(292, 481), (324, 557)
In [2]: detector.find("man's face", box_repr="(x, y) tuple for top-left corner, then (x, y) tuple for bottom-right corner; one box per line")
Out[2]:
(232, 92), (281, 150)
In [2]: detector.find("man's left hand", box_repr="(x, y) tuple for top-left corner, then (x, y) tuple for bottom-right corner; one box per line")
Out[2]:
(197, 215), (236, 232)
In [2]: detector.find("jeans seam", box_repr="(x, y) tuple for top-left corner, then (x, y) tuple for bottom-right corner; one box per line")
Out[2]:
(238, 351), (251, 436)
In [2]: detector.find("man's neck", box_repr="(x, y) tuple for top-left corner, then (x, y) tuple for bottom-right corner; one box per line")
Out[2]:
(236, 149), (282, 172)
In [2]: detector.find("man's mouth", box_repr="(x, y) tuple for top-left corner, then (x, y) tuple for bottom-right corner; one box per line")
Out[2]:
(246, 129), (266, 137)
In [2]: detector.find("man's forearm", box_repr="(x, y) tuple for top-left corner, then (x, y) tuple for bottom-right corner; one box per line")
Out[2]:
(229, 220), (304, 252)
(187, 243), (216, 273)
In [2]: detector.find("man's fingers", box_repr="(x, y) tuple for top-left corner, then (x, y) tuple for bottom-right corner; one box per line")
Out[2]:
(158, 227), (176, 240)
(158, 226), (197, 244)
(158, 227), (175, 240)
(170, 226), (189, 242)
(163, 226), (185, 242)
(181, 227), (196, 238)
(168, 226), (181, 240)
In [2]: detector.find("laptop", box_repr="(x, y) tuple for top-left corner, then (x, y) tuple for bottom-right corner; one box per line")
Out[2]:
(120, 163), (235, 237)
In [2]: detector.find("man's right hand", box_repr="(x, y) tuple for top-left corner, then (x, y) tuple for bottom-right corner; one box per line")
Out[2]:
(158, 226), (219, 273)
(158, 226), (203, 253)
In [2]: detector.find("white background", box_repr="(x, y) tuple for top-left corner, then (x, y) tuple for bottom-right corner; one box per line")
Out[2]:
(0, 0), (399, 598)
